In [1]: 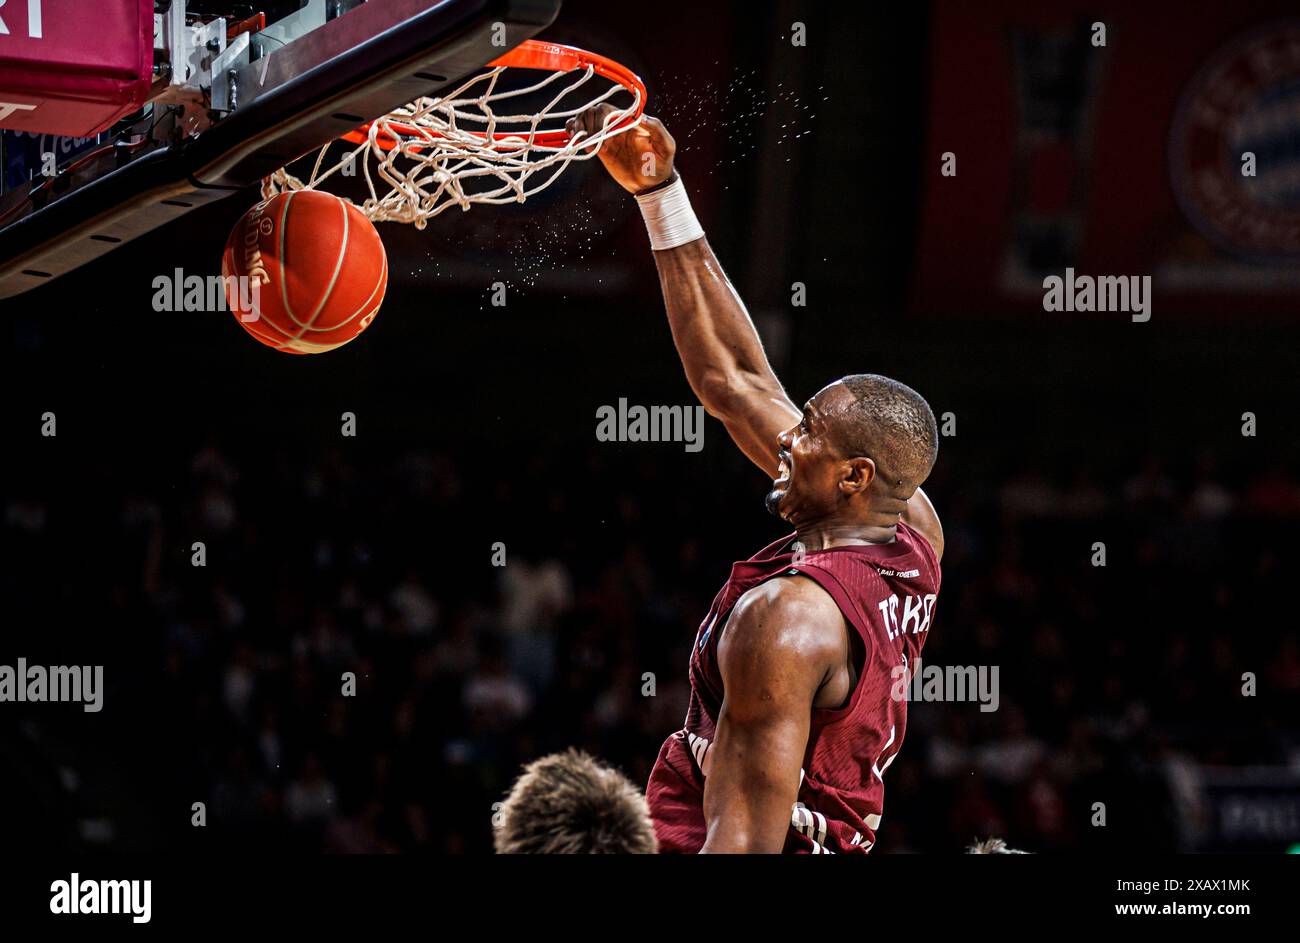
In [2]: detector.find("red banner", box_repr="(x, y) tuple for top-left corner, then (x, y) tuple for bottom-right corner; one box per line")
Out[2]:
(912, 0), (1300, 317)
(0, 0), (153, 137)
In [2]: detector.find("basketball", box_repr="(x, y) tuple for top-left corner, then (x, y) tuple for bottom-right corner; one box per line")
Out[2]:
(221, 190), (388, 354)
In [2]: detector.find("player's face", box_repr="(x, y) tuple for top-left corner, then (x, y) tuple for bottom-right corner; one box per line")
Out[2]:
(765, 385), (850, 521)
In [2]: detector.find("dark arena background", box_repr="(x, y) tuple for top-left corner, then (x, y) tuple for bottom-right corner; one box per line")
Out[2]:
(0, 0), (1297, 918)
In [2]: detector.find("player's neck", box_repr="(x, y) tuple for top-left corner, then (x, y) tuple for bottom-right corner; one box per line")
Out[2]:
(793, 517), (897, 550)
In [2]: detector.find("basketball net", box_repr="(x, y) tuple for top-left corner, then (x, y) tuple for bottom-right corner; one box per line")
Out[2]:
(263, 41), (645, 229)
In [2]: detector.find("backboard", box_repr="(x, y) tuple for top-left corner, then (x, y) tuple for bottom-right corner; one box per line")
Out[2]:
(0, 0), (562, 299)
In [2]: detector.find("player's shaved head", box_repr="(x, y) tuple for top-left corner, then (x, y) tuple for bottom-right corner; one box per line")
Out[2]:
(825, 374), (938, 496)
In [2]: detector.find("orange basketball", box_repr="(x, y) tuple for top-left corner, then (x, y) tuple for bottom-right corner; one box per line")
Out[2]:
(221, 190), (388, 354)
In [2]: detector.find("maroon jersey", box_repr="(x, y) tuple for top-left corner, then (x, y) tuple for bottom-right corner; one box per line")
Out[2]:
(646, 521), (940, 853)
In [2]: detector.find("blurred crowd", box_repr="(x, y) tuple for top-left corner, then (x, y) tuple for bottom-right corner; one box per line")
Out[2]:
(4, 438), (1298, 853)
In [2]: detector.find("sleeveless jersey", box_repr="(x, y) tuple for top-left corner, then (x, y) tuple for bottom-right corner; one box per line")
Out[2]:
(646, 520), (941, 853)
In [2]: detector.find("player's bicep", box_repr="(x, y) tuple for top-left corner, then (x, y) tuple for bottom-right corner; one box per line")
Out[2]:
(700, 580), (841, 853)
(719, 393), (800, 478)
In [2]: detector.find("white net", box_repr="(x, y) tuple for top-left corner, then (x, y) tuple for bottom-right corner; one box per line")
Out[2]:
(263, 57), (643, 229)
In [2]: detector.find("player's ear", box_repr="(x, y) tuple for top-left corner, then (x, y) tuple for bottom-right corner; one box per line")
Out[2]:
(840, 456), (875, 495)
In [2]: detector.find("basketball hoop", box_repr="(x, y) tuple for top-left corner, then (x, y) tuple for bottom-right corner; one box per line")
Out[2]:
(263, 40), (646, 229)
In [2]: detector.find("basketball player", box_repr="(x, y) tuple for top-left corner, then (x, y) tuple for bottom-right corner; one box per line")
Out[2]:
(568, 106), (944, 853)
(495, 750), (659, 854)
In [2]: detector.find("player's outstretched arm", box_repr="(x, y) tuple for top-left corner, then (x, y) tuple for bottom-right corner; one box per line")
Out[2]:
(568, 106), (799, 478)
(700, 577), (847, 853)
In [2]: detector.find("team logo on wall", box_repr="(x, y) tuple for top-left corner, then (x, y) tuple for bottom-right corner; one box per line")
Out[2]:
(1171, 21), (1300, 258)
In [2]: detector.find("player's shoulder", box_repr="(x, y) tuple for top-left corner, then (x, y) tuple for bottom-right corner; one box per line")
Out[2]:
(717, 575), (849, 710)
(722, 574), (846, 662)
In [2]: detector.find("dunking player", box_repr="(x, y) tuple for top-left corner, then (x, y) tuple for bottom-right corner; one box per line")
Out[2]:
(569, 107), (944, 853)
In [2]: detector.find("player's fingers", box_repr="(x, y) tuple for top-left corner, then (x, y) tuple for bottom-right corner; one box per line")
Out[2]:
(586, 102), (618, 132)
(568, 104), (620, 154)
(568, 103), (616, 140)
(565, 116), (595, 154)
(641, 114), (675, 151)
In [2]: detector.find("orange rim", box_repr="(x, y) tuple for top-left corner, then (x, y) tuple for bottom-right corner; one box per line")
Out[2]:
(341, 39), (645, 152)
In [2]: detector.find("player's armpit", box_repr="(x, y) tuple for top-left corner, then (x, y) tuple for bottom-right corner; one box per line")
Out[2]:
(700, 577), (847, 854)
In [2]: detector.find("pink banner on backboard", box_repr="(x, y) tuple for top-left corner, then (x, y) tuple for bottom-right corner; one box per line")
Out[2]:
(0, 0), (153, 137)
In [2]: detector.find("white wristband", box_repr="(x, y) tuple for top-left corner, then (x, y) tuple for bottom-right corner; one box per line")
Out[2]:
(635, 176), (704, 251)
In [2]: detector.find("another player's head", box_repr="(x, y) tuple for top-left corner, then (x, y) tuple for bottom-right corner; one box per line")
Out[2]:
(494, 749), (658, 854)
(766, 374), (938, 525)
(966, 837), (1030, 854)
